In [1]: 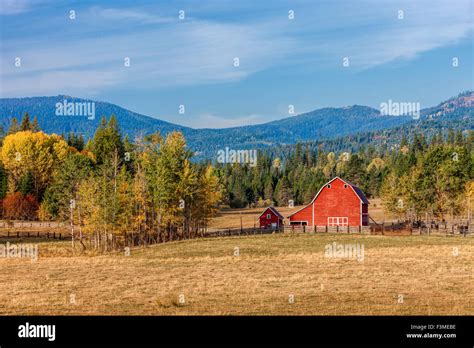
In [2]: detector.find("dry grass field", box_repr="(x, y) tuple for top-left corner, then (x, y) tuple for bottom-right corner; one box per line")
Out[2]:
(0, 233), (472, 315)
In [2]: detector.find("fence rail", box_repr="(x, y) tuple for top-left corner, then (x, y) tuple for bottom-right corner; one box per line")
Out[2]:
(0, 221), (470, 243)
(283, 225), (371, 234)
(201, 227), (282, 238)
(0, 221), (66, 229)
(0, 230), (64, 240)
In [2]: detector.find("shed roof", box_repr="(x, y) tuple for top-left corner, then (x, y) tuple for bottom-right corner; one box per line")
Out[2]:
(258, 206), (284, 220)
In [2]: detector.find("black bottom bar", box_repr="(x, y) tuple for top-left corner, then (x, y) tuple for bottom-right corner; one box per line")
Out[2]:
(0, 316), (472, 347)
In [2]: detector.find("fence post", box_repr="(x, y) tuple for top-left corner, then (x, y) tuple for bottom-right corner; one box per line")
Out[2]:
(347, 225), (350, 234)
(303, 225), (305, 233)
(47, 232), (49, 239)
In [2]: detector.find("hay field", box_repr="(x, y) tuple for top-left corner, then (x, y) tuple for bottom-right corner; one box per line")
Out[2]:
(0, 233), (472, 315)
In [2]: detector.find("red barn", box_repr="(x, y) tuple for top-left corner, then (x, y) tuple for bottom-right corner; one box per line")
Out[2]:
(258, 206), (284, 229)
(288, 177), (369, 227)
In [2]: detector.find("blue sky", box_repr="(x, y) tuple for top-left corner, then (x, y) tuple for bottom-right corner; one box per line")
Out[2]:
(0, 0), (472, 128)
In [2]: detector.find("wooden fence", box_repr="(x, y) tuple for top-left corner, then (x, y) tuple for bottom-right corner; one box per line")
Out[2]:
(282, 225), (371, 234)
(371, 221), (472, 236)
(0, 221), (65, 229)
(0, 230), (64, 240)
(0, 221), (470, 243)
(199, 227), (281, 238)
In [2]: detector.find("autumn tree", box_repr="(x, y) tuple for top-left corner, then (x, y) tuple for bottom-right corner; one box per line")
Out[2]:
(1, 131), (69, 198)
(40, 152), (93, 220)
(3, 192), (38, 220)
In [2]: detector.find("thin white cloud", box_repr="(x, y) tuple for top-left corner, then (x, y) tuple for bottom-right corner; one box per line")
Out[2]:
(350, 2), (473, 68)
(1, 69), (121, 96)
(0, 0), (32, 15)
(292, 0), (473, 69)
(0, 0), (472, 98)
(91, 7), (173, 24)
(183, 113), (265, 129)
(0, 20), (299, 97)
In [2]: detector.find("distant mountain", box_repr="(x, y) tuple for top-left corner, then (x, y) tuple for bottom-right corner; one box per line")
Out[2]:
(0, 95), (194, 140)
(0, 92), (471, 159)
(272, 91), (474, 158)
(194, 105), (410, 148)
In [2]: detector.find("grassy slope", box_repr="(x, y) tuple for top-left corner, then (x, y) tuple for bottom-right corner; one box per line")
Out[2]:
(0, 233), (472, 315)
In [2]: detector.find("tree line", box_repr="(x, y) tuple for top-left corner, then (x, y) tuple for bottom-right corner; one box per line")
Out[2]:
(0, 113), (221, 251)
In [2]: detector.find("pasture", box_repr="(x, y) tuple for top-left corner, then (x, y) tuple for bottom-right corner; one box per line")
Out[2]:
(0, 232), (472, 315)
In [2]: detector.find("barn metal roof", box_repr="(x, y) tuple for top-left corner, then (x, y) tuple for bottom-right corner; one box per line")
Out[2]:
(340, 178), (370, 205)
(258, 206), (285, 220)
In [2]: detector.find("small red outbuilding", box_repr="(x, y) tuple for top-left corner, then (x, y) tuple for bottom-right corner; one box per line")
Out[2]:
(288, 177), (369, 227)
(258, 206), (284, 229)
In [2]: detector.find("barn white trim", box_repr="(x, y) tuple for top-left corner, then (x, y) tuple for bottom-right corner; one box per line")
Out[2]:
(287, 176), (369, 219)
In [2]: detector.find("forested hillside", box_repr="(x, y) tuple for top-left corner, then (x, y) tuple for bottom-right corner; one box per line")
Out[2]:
(2, 92), (471, 160)
(265, 101), (473, 161)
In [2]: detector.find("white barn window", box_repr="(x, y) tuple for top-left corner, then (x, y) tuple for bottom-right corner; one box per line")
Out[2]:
(328, 217), (348, 226)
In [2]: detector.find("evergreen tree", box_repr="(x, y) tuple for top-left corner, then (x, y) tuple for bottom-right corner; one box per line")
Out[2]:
(67, 132), (85, 151)
(31, 116), (40, 132)
(0, 162), (8, 199)
(8, 117), (19, 135)
(274, 176), (291, 207)
(20, 113), (31, 131)
(18, 171), (34, 195)
(91, 115), (124, 166)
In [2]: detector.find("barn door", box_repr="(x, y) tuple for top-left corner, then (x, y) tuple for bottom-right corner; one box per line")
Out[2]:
(328, 217), (348, 226)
